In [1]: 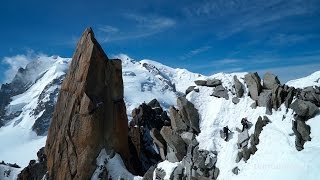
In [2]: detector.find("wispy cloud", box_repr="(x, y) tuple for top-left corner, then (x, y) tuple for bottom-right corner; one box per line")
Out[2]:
(1, 50), (35, 83)
(184, 0), (319, 38)
(98, 14), (175, 42)
(180, 46), (212, 60)
(267, 33), (319, 46)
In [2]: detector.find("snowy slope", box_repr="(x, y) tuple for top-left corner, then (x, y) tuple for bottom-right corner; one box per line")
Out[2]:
(158, 71), (320, 180)
(116, 54), (203, 118)
(0, 56), (70, 168)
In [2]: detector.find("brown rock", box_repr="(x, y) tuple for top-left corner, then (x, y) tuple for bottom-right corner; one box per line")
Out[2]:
(45, 28), (130, 180)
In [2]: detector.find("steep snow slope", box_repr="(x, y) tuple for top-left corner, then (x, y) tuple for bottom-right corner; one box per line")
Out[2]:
(0, 56), (70, 168)
(287, 71), (320, 88)
(159, 71), (320, 180)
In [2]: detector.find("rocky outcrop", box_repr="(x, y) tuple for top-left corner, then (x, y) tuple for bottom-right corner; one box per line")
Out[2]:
(128, 99), (170, 175)
(177, 96), (201, 134)
(244, 72), (262, 101)
(45, 28), (130, 179)
(237, 116), (270, 162)
(299, 86), (320, 106)
(290, 99), (318, 118)
(18, 147), (47, 180)
(233, 75), (244, 98)
(211, 85), (229, 100)
(194, 79), (222, 87)
(263, 72), (280, 90)
(186, 86), (196, 95)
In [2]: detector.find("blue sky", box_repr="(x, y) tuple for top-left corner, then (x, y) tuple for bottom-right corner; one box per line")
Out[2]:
(1, 0), (320, 83)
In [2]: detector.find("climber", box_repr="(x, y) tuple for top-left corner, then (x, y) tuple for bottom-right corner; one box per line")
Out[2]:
(223, 126), (232, 141)
(241, 117), (249, 132)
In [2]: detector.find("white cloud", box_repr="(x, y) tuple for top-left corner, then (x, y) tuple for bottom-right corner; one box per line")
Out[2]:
(267, 33), (318, 46)
(98, 25), (119, 33)
(98, 14), (176, 42)
(180, 46), (212, 60)
(1, 54), (33, 84)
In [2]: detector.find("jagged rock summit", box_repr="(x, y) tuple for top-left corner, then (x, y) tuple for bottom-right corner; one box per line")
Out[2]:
(45, 28), (130, 179)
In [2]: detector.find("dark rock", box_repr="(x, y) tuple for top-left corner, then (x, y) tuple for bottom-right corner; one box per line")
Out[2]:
(169, 106), (188, 133)
(186, 86), (196, 95)
(237, 129), (250, 149)
(147, 98), (161, 108)
(211, 85), (229, 100)
(292, 120), (305, 151)
(206, 79), (222, 87)
(172, 164), (184, 180)
(257, 90), (272, 107)
(155, 168), (166, 179)
(263, 72), (280, 90)
(300, 86), (320, 106)
(45, 28), (131, 180)
(265, 92), (273, 115)
(290, 99), (318, 118)
(297, 120), (311, 142)
(250, 101), (257, 109)
(233, 75), (244, 98)
(160, 126), (187, 162)
(150, 128), (167, 160)
(18, 148), (47, 180)
(195, 80), (207, 86)
(284, 87), (295, 108)
(235, 152), (243, 163)
(180, 132), (195, 145)
(232, 167), (240, 175)
(244, 72), (262, 101)
(271, 85), (286, 110)
(232, 97), (240, 104)
(177, 96), (200, 134)
(142, 165), (156, 180)
(194, 88), (200, 93)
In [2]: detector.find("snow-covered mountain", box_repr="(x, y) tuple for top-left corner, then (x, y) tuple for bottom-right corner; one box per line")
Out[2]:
(0, 54), (319, 180)
(0, 54), (202, 171)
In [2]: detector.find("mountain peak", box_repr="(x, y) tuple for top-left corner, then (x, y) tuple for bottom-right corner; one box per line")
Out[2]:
(46, 28), (130, 179)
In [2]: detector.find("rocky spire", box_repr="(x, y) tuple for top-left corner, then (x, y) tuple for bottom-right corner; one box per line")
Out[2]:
(45, 27), (130, 179)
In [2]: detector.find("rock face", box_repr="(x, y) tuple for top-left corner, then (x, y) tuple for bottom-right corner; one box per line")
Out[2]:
(45, 28), (130, 179)
(233, 75), (244, 98)
(244, 72), (262, 101)
(211, 85), (229, 100)
(18, 147), (47, 180)
(263, 72), (280, 90)
(177, 96), (201, 134)
(128, 99), (169, 174)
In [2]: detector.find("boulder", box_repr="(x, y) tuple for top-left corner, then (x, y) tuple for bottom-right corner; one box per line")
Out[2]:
(160, 126), (187, 162)
(237, 129), (250, 149)
(195, 80), (207, 86)
(232, 97), (240, 104)
(232, 167), (240, 175)
(177, 96), (200, 134)
(45, 28), (130, 180)
(142, 166), (156, 180)
(180, 132), (195, 145)
(290, 99), (318, 118)
(292, 120), (305, 151)
(284, 87), (295, 108)
(147, 98), (161, 108)
(169, 106), (187, 132)
(233, 75), (244, 98)
(296, 120), (311, 142)
(206, 79), (222, 87)
(244, 72), (262, 101)
(186, 86), (196, 95)
(300, 86), (320, 106)
(257, 90), (272, 107)
(265, 92), (273, 115)
(150, 128), (167, 160)
(263, 72), (280, 90)
(211, 85), (229, 100)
